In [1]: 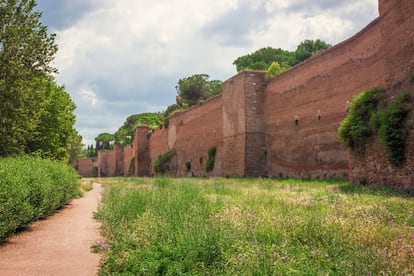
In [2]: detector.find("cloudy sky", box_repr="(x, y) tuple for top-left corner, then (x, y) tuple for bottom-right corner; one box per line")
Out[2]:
(35, 0), (379, 146)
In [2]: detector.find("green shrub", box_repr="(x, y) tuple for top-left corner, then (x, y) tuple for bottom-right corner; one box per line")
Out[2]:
(339, 88), (413, 167)
(206, 146), (217, 172)
(154, 150), (175, 174)
(378, 93), (412, 166)
(0, 156), (81, 241)
(338, 87), (385, 154)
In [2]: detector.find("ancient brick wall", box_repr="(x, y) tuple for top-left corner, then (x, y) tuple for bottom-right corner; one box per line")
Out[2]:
(149, 95), (223, 176)
(123, 144), (134, 176)
(76, 158), (97, 177)
(348, 0), (414, 189)
(78, 0), (414, 188)
(350, 130), (414, 191)
(97, 145), (123, 177)
(379, 0), (414, 86)
(135, 126), (151, 176)
(149, 125), (169, 175)
(222, 72), (267, 177)
(263, 15), (386, 179)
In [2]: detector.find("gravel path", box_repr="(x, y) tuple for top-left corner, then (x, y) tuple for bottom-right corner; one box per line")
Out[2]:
(0, 183), (103, 276)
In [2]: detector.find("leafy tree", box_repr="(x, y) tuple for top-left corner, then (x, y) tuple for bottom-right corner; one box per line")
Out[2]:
(68, 131), (84, 165)
(176, 74), (222, 107)
(0, 0), (57, 156)
(114, 113), (163, 145)
(233, 47), (295, 72)
(95, 133), (115, 150)
(25, 79), (78, 162)
(294, 39), (331, 64)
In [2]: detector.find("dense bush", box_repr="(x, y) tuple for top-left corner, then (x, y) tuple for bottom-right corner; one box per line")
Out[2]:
(378, 93), (412, 166)
(339, 88), (413, 167)
(0, 156), (81, 241)
(338, 87), (385, 154)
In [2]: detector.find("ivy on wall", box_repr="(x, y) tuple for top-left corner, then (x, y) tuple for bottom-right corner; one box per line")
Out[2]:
(206, 146), (217, 172)
(378, 93), (412, 166)
(339, 87), (412, 166)
(154, 150), (175, 174)
(338, 87), (386, 154)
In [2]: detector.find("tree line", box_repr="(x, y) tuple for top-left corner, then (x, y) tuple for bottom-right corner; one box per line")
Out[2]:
(0, 0), (81, 164)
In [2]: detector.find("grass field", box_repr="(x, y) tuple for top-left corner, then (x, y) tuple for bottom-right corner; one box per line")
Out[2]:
(95, 177), (414, 275)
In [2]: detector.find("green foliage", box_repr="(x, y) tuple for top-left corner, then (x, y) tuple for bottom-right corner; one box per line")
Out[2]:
(164, 103), (181, 117)
(96, 177), (414, 275)
(233, 46), (295, 72)
(378, 93), (412, 166)
(233, 41), (330, 73)
(265, 61), (288, 79)
(0, 1), (80, 162)
(294, 39), (331, 64)
(0, 156), (81, 241)
(95, 133), (115, 150)
(206, 146), (217, 172)
(68, 131), (84, 166)
(176, 74), (222, 107)
(0, 0), (57, 155)
(25, 80), (78, 162)
(338, 88), (385, 154)
(154, 150), (175, 174)
(339, 88), (413, 166)
(114, 113), (163, 146)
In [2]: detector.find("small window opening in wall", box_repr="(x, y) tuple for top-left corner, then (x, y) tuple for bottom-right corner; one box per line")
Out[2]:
(294, 116), (299, 127)
(317, 109), (321, 121)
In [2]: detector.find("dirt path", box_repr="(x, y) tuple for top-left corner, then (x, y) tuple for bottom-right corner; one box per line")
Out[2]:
(0, 183), (103, 276)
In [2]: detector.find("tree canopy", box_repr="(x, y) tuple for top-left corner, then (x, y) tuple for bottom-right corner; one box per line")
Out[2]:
(114, 113), (163, 146)
(233, 47), (295, 72)
(233, 39), (331, 74)
(176, 74), (222, 107)
(95, 133), (115, 150)
(294, 39), (331, 64)
(0, 0), (81, 162)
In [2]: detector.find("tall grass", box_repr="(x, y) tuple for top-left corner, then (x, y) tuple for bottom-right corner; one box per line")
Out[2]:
(0, 156), (81, 241)
(96, 177), (414, 275)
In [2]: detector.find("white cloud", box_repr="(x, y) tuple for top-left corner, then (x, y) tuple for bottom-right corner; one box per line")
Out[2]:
(37, 0), (379, 145)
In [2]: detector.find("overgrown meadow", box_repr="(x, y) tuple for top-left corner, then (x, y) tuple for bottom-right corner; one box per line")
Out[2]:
(95, 177), (414, 275)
